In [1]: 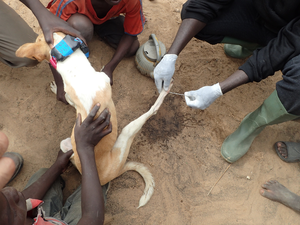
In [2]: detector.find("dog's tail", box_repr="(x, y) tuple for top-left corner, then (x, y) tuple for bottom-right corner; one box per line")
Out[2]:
(121, 161), (155, 208)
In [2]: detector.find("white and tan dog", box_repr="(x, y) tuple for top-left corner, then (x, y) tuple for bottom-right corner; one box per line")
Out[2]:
(16, 32), (172, 208)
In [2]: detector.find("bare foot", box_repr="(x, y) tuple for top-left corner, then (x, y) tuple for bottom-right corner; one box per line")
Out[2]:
(275, 142), (288, 159)
(260, 180), (300, 213)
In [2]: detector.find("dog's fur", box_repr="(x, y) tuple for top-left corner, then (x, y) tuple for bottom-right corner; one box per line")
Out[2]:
(16, 32), (172, 208)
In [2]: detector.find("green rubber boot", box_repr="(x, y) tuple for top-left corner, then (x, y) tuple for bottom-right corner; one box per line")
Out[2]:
(221, 90), (299, 163)
(224, 44), (254, 59)
(221, 37), (260, 59)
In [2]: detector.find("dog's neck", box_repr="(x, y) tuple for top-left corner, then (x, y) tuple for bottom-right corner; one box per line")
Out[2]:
(53, 33), (111, 113)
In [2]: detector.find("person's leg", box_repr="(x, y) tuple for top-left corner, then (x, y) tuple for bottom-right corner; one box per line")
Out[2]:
(182, 0), (276, 45)
(67, 13), (94, 42)
(94, 16), (139, 56)
(272, 54), (300, 160)
(0, 0), (38, 67)
(59, 183), (109, 225)
(274, 141), (300, 162)
(0, 132), (23, 189)
(221, 55), (300, 163)
(181, 0), (277, 58)
(24, 168), (64, 217)
(58, 185), (82, 225)
(260, 180), (300, 213)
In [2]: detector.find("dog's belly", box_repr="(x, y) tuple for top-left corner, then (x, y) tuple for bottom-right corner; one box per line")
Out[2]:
(68, 88), (118, 184)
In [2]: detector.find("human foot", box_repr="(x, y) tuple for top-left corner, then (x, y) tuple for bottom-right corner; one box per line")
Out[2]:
(1, 152), (24, 186)
(274, 141), (300, 163)
(275, 141), (288, 158)
(260, 180), (300, 213)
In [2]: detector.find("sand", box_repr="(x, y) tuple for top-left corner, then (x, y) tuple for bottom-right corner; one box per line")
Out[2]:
(2, 0), (300, 224)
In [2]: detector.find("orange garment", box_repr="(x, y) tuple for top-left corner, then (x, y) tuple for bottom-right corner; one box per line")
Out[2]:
(47, 0), (145, 35)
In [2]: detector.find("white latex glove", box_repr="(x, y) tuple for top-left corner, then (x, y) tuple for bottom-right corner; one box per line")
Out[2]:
(154, 54), (178, 93)
(184, 83), (223, 110)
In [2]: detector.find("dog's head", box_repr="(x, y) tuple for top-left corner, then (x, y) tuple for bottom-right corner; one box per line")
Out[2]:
(16, 32), (65, 62)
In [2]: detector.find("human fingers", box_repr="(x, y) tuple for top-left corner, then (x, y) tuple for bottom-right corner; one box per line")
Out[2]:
(75, 113), (82, 129)
(94, 111), (111, 132)
(163, 78), (171, 92)
(84, 103), (101, 125)
(155, 78), (162, 93)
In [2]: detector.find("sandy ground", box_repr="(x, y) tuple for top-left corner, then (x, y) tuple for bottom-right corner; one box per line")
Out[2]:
(2, 0), (300, 224)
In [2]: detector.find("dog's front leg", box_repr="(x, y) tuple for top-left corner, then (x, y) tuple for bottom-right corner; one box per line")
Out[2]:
(50, 81), (75, 107)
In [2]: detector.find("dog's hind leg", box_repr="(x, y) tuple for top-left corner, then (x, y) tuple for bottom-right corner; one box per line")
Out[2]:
(111, 82), (173, 208)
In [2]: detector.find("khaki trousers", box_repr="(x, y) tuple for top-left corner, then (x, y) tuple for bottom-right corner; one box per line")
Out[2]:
(0, 0), (38, 67)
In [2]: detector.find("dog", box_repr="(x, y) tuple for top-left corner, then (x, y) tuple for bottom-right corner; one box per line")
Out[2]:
(16, 32), (172, 208)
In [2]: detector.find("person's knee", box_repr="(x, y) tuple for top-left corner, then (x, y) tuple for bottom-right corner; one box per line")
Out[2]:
(67, 13), (94, 42)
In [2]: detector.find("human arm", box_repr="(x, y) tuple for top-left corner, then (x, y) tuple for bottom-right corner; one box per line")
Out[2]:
(21, 149), (73, 200)
(154, 19), (206, 93)
(154, 0), (234, 92)
(239, 16), (300, 82)
(75, 104), (112, 225)
(184, 14), (300, 110)
(185, 70), (249, 109)
(19, 0), (85, 47)
(102, 34), (137, 85)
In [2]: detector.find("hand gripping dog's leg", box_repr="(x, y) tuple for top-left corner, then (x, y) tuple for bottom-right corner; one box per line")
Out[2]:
(60, 137), (75, 164)
(111, 82), (173, 208)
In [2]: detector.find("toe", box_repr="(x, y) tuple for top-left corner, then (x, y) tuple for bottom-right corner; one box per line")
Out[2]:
(277, 142), (288, 158)
(260, 189), (266, 196)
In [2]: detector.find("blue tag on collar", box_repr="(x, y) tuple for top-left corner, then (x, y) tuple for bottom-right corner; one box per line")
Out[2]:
(51, 35), (89, 62)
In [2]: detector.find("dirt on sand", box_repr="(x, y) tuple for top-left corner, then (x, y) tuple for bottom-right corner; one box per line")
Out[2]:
(2, 0), (300, 224)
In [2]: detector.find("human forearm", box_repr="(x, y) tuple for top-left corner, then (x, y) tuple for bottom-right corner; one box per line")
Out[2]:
(74, 105), (111, 225)
(184, 70), (249, 109)
(219, 70), (249, 94)
(21, 162), (63, 200)
(19, 0), (50, 21)
(20, 0), (84, 45)
(168, 18), (206, 55)
(78, 149), (104, 225)
(105, 34), (136, 72)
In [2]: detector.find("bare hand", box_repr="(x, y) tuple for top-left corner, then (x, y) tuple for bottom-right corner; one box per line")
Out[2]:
(38, 10), (86, 47)
(55, 149), (74, 173)
(74, 104), (112, 151)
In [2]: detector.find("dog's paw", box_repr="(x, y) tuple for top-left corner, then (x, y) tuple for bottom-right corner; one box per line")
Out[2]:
(60, 137), (72, 152)
(50, 81), (57, 94)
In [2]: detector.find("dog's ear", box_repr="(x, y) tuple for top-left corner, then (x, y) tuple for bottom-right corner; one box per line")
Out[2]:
(16, 36), (51, 62)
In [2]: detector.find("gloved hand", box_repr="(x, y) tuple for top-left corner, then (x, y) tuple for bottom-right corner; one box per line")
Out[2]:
(154, 54), (178, 93)
(184, 83), (223, 110)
